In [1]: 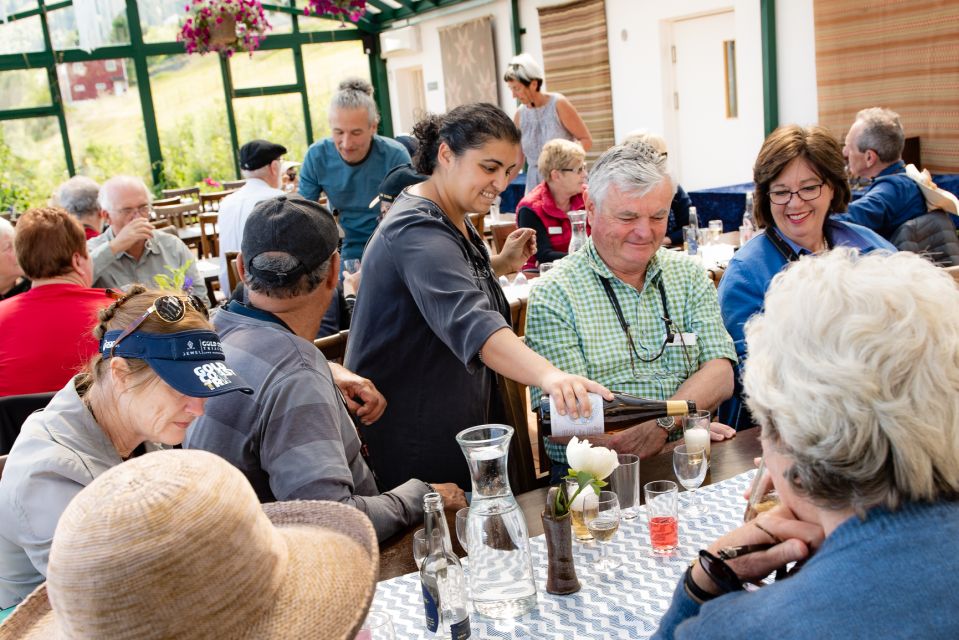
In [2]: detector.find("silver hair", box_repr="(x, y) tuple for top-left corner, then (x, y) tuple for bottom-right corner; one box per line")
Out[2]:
(854, 107), (904, 163)
(244, 252), (332, 299)
(98, 175), (152, 214)
(55, 176), (101, 218)
(0, 216), (14, 240)
(329, 77), (378, 126)
(743, 248), (959, 514)
(586, 141), (675, 211)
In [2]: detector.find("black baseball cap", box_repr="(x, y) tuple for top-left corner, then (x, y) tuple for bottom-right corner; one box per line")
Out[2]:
(241, 195), (339, 288)
(99, 329), (253, 398)
(239, 140), (287, 171)
(368, 163), (427, 208)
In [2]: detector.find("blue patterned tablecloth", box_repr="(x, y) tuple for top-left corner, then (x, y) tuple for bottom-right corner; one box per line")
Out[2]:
(370, 470), (755, 639)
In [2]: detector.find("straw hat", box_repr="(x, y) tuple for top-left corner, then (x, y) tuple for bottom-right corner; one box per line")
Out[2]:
(0, 449), (378, 639)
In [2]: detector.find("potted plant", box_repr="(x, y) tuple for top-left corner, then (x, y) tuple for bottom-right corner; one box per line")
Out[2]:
(178, 0), (272, 57)
(541, 436), (619, 595)
(303, 0), (368, 23)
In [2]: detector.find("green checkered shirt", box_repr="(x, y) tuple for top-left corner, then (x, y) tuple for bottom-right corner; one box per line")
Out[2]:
(525, 238), (736, 465)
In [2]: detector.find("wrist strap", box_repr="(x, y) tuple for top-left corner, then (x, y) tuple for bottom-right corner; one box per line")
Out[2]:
(684, 560), (718, 604)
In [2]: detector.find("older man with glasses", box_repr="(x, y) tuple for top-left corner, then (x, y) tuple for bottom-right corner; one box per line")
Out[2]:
(87, 175), (206, 300)
(525, 141), (737, 479)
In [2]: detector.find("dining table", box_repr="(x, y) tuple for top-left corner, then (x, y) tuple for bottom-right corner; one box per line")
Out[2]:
(373, 428), (763, 638)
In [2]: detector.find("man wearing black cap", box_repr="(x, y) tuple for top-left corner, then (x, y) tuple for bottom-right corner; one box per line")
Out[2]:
(186, 195), (466, 542)
(217, 139), (287, 295)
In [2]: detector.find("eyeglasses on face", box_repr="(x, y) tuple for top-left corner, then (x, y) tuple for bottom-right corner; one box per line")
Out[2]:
(109, 294), (207, 357)
(768, 183), (824, 206)
(561, 164), (588, 176)
(116, 204), (153, 218)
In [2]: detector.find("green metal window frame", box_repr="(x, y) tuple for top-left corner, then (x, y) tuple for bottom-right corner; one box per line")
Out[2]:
(0, 0), (479, 190)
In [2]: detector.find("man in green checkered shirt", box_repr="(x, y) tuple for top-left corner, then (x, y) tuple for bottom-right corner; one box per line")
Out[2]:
(525, 141), (737, 477)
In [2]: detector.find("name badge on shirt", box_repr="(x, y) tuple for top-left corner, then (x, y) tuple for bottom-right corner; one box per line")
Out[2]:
(548, 226), (563, 235)
(667, 333), (697, 346)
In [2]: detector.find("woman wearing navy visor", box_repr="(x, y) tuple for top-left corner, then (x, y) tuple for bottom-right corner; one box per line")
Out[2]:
(0, 285), (252, 614)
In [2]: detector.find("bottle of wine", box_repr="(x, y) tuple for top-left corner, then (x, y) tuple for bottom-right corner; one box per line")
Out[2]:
(540, 393), (696, 431)
(420, 493), (471, 639)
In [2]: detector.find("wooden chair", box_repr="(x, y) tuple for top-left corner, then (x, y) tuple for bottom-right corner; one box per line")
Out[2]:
(0, 392), (55, 455)
(314, 330), (349, 364)
(945, 264), (959, 286)
(153, 202), (201, 229)
(225, 251), (240, 294)
(467, 212), (486, 238)
(199, 189), (235, 212)
(497, 373), (548, 494)
(222, 180), (246, 190)
(0, 454), (6, 480)
(491, 221), (518, 254)
(199, 213), (219, 258)
(162, 186), (200, 201)
(152, 196), (181, 207)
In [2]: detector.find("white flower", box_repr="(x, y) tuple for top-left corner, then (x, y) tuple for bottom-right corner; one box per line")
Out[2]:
(566, 436), (619, 481)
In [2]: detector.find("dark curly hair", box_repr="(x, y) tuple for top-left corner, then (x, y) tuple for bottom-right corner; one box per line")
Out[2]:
(411, 103), (521, 175)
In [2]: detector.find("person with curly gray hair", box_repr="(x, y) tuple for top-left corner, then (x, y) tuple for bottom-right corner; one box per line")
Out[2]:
(298, 77), (410, 262)
(654, 248), (959, 639)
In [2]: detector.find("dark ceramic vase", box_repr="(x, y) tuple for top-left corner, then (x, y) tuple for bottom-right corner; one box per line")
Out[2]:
(541, 512), (581, 595)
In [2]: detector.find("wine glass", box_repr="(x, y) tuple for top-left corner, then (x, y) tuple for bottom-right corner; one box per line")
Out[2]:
(412, 528), (428, 570)
(342, 258), (361, 275)
(455, 507), (469, 554)
(583, 490), (622, 573)
(673, 444), (709, 517)
(356, 610), (396, 640)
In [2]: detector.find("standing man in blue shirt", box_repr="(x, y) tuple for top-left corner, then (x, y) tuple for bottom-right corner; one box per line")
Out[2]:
(835, 107), (927, 239)
(298, 78), (410, 261)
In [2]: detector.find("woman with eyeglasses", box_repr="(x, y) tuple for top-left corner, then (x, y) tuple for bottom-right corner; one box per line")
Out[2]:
(504, 53), (592, 194)
(516, 138), (590, 269)
(0, 286), (252, 614)
(345, 103), (612, 490)
(654, 249), (959, 639)
(717, 125), (894, 430)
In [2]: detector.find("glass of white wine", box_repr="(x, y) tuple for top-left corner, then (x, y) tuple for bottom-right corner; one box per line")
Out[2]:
(584, 490), (622, 573)
(673, 444), (709, 518)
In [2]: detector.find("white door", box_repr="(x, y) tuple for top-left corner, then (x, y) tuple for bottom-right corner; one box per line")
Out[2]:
(669, 11), (752, 190)
(393, 66), (427, 134)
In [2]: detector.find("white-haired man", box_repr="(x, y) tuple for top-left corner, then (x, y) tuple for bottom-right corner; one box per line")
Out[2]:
(88, 176), (206, 300)
(54, 176), (106, 239)
(217, 139), (286, 295)
(525, 142), (737, 478)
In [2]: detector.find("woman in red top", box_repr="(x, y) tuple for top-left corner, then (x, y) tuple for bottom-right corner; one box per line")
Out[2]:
(516, 138), (589, 269)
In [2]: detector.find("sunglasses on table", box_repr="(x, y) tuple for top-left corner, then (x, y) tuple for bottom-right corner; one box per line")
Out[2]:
(109, 294), (208, 357)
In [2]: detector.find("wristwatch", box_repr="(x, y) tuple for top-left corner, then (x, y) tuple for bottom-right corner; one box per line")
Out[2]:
(657, 416), (677, 433)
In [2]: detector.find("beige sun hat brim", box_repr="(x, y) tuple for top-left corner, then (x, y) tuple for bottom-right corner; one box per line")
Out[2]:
(0, 501), (378, 640)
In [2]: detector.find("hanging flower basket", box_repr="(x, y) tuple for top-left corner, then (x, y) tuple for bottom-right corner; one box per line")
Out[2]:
(303, 0), (368, 24)
(178, 0), (272, 58)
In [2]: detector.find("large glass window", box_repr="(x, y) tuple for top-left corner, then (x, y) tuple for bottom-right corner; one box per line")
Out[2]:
(138, 0), (189, 44)
(230, 48), (297, 90)
(0, 69), (51, 110)
(303, 41), (369, 140)
(148, 54), (231, 188)
(56, 58), (150, 183)
(234, 93), (307, 164)
(0, 118), (69, 212)
(0, 14), (44, 54)
(47, 4), (131, 50)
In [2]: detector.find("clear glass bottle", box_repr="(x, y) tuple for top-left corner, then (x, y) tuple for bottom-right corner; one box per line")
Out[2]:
(740, 192), (756, 243)
(455, 425), (537, 619)
(567, 209), (588, 254)
(685, 206), (700, 255)
(420, 493), (471, 639)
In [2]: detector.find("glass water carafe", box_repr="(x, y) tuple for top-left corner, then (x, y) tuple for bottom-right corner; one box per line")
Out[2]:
(567, 210), (588, 254)
(455, 425), (537, 619)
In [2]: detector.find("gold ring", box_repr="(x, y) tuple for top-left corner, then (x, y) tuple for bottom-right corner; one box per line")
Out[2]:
(753, 521), (783, 544)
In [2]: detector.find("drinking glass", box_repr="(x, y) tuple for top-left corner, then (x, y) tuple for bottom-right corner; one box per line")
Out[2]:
(682, 410), (712, 463)
(455, 507), (469, 553)
(342, 258), (361, 274)
(539, 262), (554, 274)
(673, 444), (709, 517)
(584, 490), (621, 573)
(609, 454), (640, 519)
(708, 219), (723, 243)
(744, 457), (782, 521)
(644, 480), (679, 556)
(356, 610), (396, 640)
(412, 528), (428, 569)
(566, 479), (594, 542)
(738, 225), (753, 246)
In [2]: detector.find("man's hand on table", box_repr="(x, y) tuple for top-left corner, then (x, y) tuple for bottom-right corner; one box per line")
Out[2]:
(329, 363), (387, 425)
(709, 421), (736, 441)
(430, 483), (467, 510)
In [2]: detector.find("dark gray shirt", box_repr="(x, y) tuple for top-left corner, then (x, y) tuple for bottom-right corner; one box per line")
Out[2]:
(345, 192), (511, 490)
(185, 303), (426, 542)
